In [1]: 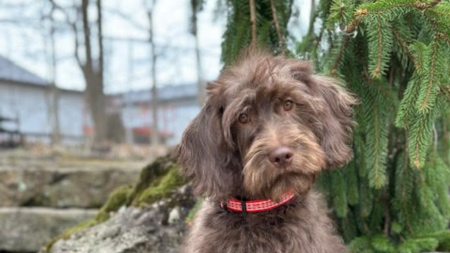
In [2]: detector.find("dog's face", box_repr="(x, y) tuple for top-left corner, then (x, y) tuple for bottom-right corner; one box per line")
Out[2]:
(176, 50), (356, 202)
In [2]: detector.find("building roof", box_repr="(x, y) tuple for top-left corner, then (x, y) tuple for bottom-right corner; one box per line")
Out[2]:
(115, 84), (199, 104)
(0, 55), (48, 86)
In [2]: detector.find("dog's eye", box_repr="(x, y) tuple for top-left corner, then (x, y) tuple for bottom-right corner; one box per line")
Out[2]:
(284, 100), (294, 111)
(238, 113), (250, 124)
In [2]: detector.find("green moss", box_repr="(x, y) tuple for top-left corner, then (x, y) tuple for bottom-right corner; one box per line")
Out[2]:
(95, 184), (133, 222)
(126, 156), (175, 205)
(133, 164), (187, 206)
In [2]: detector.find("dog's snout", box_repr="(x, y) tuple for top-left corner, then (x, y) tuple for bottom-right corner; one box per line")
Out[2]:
(269, 147), (294, 167)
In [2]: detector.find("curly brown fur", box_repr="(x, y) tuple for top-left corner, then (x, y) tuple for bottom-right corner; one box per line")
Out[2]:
(175, 48), (356, 253)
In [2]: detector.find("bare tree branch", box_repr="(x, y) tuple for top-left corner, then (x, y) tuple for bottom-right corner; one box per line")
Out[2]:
(144, 0), (160, 146)
(97, 0), (104, 78)
(46, 0), (83, 67)
(81, 0), (93, 73)
(270, 0), (285, 53)
(47, 0), (108, 143)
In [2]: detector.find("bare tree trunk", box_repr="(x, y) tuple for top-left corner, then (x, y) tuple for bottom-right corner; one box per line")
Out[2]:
(191, 1), (205, 105)
(307, 0), (316, 36)
(85, 75), (107, 144)
(80, 0), (107, 144)
(146, 0), (160, 147)
(125, 39), (134, 144)
(49, 5), (60, 144)
(46, 0), (108, 145)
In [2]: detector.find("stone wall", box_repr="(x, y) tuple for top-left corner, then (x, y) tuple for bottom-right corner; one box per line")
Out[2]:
(0, 152), (144, 253)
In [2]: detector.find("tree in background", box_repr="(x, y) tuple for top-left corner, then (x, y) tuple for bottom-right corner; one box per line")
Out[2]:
(190, 0), (207, 105)
(220, 0), (450, 252)
(143, 0), (161, 147)
(48, 0), (108, 144)
(220, 0), (294, 64)
(41, 3), (61, 144)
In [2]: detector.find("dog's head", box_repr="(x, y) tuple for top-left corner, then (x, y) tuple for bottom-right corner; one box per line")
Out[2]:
(175, 49), (356, 202)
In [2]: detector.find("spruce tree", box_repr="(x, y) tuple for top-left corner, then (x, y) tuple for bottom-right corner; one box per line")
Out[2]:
(219, 0), (450, 252)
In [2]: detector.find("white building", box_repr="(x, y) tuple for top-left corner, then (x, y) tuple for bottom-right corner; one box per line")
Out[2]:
(0, 56), (200, 146)
(0, 56), (86, 144)
(113, 84), (200, 146)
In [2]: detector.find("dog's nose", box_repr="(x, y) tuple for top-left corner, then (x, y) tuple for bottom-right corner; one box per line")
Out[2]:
(269, 147), (294, 167)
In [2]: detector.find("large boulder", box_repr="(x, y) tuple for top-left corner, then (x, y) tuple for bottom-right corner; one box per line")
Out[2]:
(48, 194), (191, 253)
(0, 207), (96, 252)
(41, 156), (196, 253)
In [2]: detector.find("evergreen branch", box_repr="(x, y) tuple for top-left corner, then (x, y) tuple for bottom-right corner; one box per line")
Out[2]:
(362, 0), (441, 14)
(269, 0), (285, 53)
(408, 103), (439, 169)
(419, 40), (438, 111)
(419, 0), (442, 10)
(413, 121), (427, 169)
(442, 117), (450, 165)
(355, 40), (371, 84)
(440, 84), (450, 102)
(393, 151), (415, 234)
(372, 99), (382, 186)
(426, 7), (449, 16)
(343, 13), (365, 34)
(423, 12), (450, 45)
(382, 188), (391, 236)
(416, 39), (439, 113)
(396, 78), (420, 128)
(332, 170), (348, 218)
(366, 17), (393, 79)
(395, 42), (427, 128)
(433, 123), (438, 151)
(364, 84), (389, 189)
(345, 0), (443, 34)
(331, 37), (350, 74)
(249, 0), (257, 47)
(391, 27), (416, 69)
(293, 0), (450, 245)
(364, 3), (413, 14)
(438, 33), (450, 45)
(375, 19), (383, 77)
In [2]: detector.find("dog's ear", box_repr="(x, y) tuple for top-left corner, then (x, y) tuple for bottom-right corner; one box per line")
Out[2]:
(287, 60), (356, 168)
(311, 76), (357, 168)
(174, 83), (236, 200)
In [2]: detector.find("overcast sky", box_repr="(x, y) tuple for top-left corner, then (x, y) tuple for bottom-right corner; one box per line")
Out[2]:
(0, 0), (311, 93)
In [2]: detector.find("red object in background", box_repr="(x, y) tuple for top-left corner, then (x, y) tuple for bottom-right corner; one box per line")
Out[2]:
(83, 125), (95, 135)
(132, 127), (172, 137)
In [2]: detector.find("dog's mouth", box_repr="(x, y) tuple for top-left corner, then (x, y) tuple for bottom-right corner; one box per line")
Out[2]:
(242, 127), (326, 201)
(268, 170), (316, 198)
(243, 153), (320, 200)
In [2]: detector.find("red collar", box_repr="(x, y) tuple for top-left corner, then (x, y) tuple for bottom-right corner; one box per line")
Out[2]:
(220, 192), (296, 213)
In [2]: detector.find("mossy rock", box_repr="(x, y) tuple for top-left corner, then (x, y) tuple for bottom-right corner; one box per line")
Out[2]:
(95, 184), (134, 222)
(128, 155), (187, 207)
(133, 166), (186, 206)
(42, 155), (188, 252)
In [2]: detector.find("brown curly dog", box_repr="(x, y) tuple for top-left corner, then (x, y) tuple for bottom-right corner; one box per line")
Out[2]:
(175, 48), (356, 253)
